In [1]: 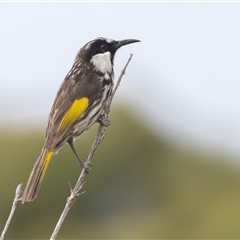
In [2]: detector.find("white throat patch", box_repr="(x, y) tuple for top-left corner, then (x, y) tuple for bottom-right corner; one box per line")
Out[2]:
(91, 52), (112, 73)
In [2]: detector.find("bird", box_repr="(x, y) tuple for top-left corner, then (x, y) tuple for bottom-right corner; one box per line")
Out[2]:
(21, 37), (140, 203)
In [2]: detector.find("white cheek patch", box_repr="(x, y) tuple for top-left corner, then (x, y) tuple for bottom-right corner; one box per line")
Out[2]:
(91, 52), (112, 73)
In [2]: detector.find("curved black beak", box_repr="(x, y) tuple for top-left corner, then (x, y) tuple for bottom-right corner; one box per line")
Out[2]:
(114, 39), (141, 50)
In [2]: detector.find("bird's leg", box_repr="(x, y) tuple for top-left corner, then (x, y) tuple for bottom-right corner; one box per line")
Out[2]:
(97, 115), (111, 127)
(68, 138), (91, 173)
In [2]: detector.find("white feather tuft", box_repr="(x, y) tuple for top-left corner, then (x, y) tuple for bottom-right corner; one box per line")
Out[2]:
(91, 52), (112, 73)
(105, 38), (114, 43)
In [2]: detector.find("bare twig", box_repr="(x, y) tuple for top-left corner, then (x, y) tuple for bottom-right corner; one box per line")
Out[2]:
(0, 184), (23, 240)
(106, 53), (133, 114)
(50, 54), (133, 240)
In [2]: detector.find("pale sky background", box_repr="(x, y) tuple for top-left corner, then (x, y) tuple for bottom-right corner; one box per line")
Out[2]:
(1, 2), (240, 160)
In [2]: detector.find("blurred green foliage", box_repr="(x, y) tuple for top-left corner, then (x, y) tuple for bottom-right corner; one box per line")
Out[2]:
(1, 106), (240, 239)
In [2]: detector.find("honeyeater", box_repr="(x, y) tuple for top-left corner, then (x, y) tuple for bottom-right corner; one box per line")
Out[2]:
(21, 37), (140, 203)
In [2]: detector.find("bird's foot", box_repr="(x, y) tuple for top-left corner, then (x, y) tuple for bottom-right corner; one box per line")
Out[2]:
(78, 160), (92, 174)
(97, 115), (111, 127)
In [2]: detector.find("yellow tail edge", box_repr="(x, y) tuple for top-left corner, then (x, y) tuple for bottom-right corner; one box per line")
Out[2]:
(22, 149), (53, 203)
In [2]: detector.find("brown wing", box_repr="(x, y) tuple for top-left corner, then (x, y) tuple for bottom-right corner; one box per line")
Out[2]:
(44, 64), (103, 150)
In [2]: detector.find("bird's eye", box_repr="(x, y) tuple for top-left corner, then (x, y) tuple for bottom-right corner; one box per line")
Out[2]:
(100, 43), (108, 52)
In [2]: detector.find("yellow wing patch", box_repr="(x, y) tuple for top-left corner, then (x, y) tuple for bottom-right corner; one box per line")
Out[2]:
(58, 97), (89, 132)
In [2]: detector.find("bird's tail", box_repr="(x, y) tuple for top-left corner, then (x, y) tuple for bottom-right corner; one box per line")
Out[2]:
(22, 148), (53, 203)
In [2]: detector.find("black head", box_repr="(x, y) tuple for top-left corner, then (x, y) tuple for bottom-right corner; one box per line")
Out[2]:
(77, 37), (140, 64)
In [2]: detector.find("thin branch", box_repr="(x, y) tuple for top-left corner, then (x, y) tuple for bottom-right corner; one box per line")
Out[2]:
(106, 53), (133, 114)
(50, 127), (105, 240)
(0, 184), (23, 240)
(50, 54), (134, 240)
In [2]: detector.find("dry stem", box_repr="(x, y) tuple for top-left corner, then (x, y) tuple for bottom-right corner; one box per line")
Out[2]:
(0, 184), (23, 240)
(50, 53), (133, 240)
